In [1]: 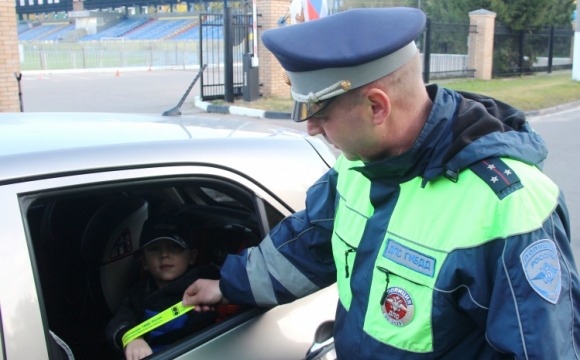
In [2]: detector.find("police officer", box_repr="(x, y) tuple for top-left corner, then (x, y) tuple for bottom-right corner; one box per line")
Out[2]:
(183, 7), (580, 359)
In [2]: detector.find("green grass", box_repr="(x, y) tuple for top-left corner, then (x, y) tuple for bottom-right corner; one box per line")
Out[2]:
(229, 70), (580, 112)
(442, 71), (580, 111)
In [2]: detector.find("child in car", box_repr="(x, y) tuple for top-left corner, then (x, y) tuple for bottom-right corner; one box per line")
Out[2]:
(106, 211), (219, 359)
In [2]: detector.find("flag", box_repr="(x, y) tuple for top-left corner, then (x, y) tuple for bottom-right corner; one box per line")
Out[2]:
(290, 0), (328, 24)
(305, 0), (328, 21)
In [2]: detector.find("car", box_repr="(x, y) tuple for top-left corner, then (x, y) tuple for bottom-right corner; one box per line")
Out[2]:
(0, 112), (338, 360)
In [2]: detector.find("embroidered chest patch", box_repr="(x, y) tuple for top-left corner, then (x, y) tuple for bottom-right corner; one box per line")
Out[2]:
(381, 287), (415, 327)
(383, 239), (435, 277)
(520, 239), (562, 304)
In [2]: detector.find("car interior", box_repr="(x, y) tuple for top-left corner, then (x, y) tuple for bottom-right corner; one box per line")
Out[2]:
(24, 176), (285, 359)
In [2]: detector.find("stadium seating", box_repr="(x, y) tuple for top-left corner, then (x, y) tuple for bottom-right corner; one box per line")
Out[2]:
(18, 16), (204, 41)
(80, 18), (151, 41)
(123, 18), (197, 40)
(19, 23), (72, 41)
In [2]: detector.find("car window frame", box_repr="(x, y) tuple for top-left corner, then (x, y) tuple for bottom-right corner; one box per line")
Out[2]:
(2, 164), (297, 359)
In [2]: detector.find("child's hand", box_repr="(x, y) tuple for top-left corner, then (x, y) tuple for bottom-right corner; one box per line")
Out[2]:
(124, 337), (152, 360)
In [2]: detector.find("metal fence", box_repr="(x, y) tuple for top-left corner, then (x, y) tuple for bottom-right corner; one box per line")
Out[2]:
(493, 24), (574, 77)
(20, 39), (475, 78)
(198, 11), (254, 101)
(20, 40), (200, 71)
(421, 20), (476, 83)
(18, 17), (575, 100)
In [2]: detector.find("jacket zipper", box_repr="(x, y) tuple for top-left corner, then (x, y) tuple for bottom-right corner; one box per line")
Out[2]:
(377, 266), (391, 305)
(336, 233), (357, 278)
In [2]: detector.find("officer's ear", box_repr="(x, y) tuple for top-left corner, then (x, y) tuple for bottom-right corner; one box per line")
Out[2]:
(365, 88), (390, 125)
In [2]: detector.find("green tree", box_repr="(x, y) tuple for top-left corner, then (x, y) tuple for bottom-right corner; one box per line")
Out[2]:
(424, 0), (574, 76)
(423, 0), (574, 30)
(490, 0), (574, 75)
(546, 0), (576, 26)
(423, 0), (491, 23)
(338, 0), (419, 11)
(491, 0), (545, 30)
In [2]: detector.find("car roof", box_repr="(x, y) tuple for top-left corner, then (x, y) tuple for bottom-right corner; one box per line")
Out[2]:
(0, 112), (305, 156)
(0, 113), (335, 208)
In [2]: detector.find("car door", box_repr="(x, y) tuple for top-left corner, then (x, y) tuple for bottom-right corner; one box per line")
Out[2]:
(0, 164), (337, 360)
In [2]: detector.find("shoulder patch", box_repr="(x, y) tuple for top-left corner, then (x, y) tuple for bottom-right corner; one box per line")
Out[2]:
(469, 158), (522, 199)
(520, 239), (561, 304)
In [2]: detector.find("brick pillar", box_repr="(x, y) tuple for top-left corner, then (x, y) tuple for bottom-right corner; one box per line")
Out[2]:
(0, 3), (22, 112)
(468, 9), (496, 80)
(256, 0), (291, 98)
(73, 0), (85, 11)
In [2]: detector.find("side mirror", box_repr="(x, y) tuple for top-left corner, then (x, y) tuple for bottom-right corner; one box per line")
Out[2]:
(304, 320), (336, 360)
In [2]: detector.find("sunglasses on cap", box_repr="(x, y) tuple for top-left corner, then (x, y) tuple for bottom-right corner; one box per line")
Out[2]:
(292, 96), (339, 122)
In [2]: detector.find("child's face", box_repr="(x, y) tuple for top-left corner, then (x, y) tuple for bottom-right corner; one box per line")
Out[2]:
(143, 239), (196, 288)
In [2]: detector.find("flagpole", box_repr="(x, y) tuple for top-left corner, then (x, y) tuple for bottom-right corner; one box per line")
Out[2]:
(252, 0), (259, 67)
(573, 1), (580, 80)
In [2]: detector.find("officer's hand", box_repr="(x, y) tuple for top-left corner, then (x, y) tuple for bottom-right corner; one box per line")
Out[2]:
(124, 337), (152, 360)
(183, 279), (227, 311)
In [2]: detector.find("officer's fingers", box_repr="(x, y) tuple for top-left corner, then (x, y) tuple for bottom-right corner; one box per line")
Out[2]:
(182, 281), (201, 307)
(198, 304), (216, 312)
(183, 281), (199, 297)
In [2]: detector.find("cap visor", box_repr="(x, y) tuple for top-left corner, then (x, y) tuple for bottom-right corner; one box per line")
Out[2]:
(143, 236), (188, 249)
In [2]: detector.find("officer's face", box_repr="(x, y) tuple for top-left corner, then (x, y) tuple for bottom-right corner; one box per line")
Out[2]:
(306, 90), (382, 162)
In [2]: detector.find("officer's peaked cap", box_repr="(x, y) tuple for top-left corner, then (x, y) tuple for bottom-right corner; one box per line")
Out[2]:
(261, 7), (426, 121)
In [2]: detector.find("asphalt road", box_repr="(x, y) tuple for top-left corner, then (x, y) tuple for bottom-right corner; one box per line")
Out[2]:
(21, 69), (208, 115)
(528, 108), (580, 262)
(20, 69), (580, 265)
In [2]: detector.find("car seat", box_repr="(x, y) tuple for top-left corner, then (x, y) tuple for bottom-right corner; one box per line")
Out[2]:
(176, 205), (262, 322)
(80, 194), (149, 314)
(35, 193), (143, 359)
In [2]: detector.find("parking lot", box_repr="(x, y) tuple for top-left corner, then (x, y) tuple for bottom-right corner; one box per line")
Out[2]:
(19, 68), (580, 261)
(21, 69), (207, 114)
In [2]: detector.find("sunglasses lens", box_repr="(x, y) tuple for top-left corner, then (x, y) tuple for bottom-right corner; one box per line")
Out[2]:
(291, 98), (336, 122)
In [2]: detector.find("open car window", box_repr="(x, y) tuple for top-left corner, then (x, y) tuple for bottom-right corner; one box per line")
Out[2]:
(22, 175), (285, 360)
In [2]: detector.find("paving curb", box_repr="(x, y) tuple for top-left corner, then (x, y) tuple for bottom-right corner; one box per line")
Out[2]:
(524, 100), (580, 117)
(195, 96), (291, 120)
(196, 96), (580, 120)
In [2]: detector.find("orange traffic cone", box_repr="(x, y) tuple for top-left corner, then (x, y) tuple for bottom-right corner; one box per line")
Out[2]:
(115, 69), (120, 77)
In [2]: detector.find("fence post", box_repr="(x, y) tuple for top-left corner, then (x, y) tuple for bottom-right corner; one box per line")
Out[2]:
(468, 9), (496, 80)
(224, 6), (234, 102)
(423, 18), (431, 84)
(548, 25), (554, 73)
(518, 30), (525, 74)
(40, 45), (46, 70)
(82, 46), (87, 69)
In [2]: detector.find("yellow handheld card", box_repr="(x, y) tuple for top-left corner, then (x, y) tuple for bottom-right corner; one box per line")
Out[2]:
(122, 302), (194, 348)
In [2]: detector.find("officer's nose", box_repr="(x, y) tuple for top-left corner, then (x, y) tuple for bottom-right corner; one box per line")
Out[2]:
(307, 118), (324, 137)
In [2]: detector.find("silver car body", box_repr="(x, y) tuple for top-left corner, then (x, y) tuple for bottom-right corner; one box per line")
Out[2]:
(0, 113), (337, 360)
